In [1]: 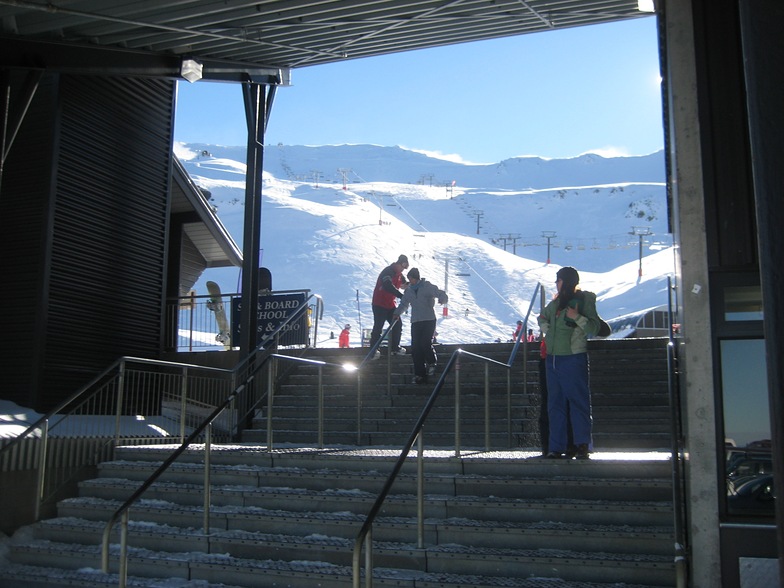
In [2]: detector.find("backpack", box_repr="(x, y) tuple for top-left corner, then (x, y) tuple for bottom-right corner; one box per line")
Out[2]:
(597, 318), (611, 337)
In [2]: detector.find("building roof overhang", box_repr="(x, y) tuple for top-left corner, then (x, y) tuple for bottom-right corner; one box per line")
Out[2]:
(0, 1), (651, 84)
(171, 156), (243, 271)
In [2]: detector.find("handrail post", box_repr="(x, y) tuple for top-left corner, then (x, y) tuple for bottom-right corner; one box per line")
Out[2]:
(189, 290), (195, 352)
(33, 419), (49, 521)
(521, 332), (529, 448)
(506, 369), (512, 448)
(231, 371), (238, 438)
(417, 431), (424, 548)
(204, 422), (212, 534)
(119, 509), (129, 588)
(114, 360), (126, 446)
(454, 353), (461, 457)
(352, 541), (361, 588)
(364, 530), (373, 588)
(318, 365), (324, 448)
(356, 370), (362, 445)
(386, 347), (392, 393)
(484, 363), (490, 450)
(179, 367), (189, 443)
(267, 357), (275, 449)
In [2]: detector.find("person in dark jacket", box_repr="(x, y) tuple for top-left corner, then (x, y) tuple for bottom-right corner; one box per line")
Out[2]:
(394, 268), (447, 384)
(369, 254), (409, 356)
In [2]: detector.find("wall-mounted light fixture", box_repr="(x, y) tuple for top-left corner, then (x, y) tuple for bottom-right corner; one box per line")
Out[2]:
(180, 58), (203, 83)
(637, 0), (655, 12)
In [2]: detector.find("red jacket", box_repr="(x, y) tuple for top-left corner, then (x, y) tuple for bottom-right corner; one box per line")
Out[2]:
(372, 263), (404, 309)
(339, 328), (350, 348)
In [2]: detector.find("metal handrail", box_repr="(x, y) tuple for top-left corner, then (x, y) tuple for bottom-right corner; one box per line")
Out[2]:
(665, 276), (688, 588)
(99, 296), (330, 587)
(0, 357), (235, 519)
(1, 289), (323, 457)
(351, 345), (520, 588)
(351, 285), (544, 587)
(507, 283), (543, 446)
(0, 356), (231, 457)
(507, 281), (543, 365)
(264, 353), (333, 449)
(101, 350), (343, 587)
(0, 295), (323, 522)
(99, 377), (253, 584)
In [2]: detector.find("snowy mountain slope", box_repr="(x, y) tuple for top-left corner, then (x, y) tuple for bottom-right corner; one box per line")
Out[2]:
(176, 142), (674, 345)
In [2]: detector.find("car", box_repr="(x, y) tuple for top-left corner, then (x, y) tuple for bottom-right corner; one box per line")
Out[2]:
(726, 474), (776, 516)
(727, 457), (773, 480)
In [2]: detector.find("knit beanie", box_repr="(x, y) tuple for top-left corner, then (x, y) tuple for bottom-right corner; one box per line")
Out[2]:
(556, 266), (580, 287)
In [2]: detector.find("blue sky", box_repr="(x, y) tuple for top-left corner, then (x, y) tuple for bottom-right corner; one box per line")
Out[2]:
(175, 16), (663, 164)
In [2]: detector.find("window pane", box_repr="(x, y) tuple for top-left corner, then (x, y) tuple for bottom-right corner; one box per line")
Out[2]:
(724, 286), (763, 321)
(721, 339), (775, 518)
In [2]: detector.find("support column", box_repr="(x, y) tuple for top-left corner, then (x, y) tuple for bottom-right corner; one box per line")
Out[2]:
(662, 0), (720, 585)
(239, 83), (276, 357)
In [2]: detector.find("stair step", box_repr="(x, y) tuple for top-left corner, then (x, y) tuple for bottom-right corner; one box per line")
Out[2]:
(80, 472), (673, 514)
(31, 515), (674, 563)
(0, 554), (672, 588)
(61, 494), (671, 532)
(9, 535), (676, 587)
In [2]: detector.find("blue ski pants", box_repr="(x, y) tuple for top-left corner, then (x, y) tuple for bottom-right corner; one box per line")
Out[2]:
(545, 352), (592, 452)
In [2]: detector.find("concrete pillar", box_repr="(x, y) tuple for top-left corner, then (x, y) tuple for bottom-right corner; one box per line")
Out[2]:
(662, 0), (721, 585)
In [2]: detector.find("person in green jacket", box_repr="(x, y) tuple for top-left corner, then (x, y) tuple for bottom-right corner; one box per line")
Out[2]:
(537, 266), (601, 459)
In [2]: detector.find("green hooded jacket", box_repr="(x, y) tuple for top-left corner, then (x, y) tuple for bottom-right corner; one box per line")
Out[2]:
(537, 289), (600, 355)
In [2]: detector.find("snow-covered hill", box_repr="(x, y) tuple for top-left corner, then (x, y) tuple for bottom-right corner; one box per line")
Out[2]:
(176, 142), (674, 345)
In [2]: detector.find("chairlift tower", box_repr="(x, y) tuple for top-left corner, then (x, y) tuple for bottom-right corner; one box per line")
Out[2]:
(630, 226), (653, 277)
(498, 233), (522, 254)
(542, 231), (557, 264)
(473, 210), (484, 235)
(368, 190), (384, 225)
(337, 168), (351, 190)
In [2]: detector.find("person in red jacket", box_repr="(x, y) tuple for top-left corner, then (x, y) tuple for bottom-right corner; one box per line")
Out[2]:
(339, 324), (351, 348)
(369, 254), (409, 355)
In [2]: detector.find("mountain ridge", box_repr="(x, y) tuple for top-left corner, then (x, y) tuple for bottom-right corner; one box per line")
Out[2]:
(186, 142), (666, 189)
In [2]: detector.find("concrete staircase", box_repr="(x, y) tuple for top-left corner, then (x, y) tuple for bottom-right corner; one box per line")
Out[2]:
(0, 338), (677, 588)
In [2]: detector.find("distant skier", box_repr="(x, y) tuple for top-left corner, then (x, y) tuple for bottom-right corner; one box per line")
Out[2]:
(339, 324), (351, 348)
(512, 320), (523, 341)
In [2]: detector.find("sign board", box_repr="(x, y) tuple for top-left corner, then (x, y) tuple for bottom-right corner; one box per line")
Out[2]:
(231, 291), (308, 347)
